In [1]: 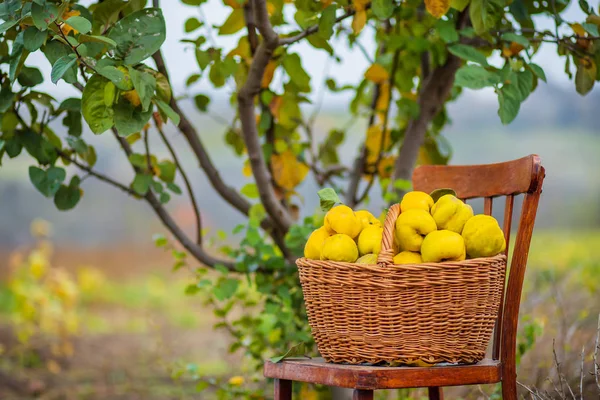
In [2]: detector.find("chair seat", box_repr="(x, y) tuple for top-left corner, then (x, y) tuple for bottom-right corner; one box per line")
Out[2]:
(264, 357), (502, 390)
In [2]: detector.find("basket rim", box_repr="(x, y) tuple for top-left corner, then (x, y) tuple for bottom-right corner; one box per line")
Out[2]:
(297, 253), (506, 272)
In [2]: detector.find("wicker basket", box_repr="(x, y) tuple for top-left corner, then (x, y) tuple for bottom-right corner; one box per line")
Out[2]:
(296, 203), (506, 365)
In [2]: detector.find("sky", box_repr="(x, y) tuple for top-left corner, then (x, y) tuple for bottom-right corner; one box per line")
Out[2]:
(23, 0), (590, 105)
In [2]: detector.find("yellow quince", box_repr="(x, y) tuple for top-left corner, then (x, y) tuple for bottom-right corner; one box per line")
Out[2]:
(324, 205), (363, 239)
(462, 215), (506, 258)
(321, 234), (359, 262)
(430, 194), (474, 234)
(395, 209), (437, 252)
(356, 253), (378, 264)
(393, 251), (423, 265)
(400, 191), (434, 213)
(421, 230), (466, 262)
(355, 209), (382, 229)
(303, 226), (331, 260)
(357, 225), (383, 256)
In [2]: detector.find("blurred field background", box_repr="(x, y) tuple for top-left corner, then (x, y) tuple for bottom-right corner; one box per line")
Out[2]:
(2, 1), (600, 399)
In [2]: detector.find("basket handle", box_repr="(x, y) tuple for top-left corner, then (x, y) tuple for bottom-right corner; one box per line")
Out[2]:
(376, 203), (401, 266)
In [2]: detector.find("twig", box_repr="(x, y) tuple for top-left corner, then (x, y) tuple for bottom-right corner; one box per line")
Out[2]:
(244, 1), (258, 55)
(553, 339), (566, 397)
(580, 346), (584, 400)
(280, 8), (359, 45)
(143, 127), (153, 174)
(154, 117), (203, 246)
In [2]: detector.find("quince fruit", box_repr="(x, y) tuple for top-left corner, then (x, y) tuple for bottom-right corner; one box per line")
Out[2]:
(356, 253), (378, 264)
(393, 251), (423, 265)
(324, 205), (362, 239)
(321, 234), (359, 262)
(431, 194), (474, 234)
(462, 215), (506, 258)
(395, 209), (437, 252)
(357, 225), (383, 256)
(421, 230), (466, 262)
(303, 226), (330, 260)
(355, 210), (382, 229)
(400, 191), (434, 213)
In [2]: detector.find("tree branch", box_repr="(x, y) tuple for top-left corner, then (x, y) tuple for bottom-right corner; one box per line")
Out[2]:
(244, 0), (258, 55)
(280, 9), (358, 45)
(111, 128), (236, 270)
(154, 116), (203, 245)
(237, 0), (293, 233)
(390, 9), (470, 200)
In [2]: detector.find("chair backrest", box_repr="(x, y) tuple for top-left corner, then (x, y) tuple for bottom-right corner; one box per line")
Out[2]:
(412, 154), (545, 363)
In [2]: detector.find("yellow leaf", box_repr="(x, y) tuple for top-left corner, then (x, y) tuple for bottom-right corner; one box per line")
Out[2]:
(352, 10), (367, 34)
(425, 0), (450, 18)
(271, 150), (309, 190)
(61, 9), (81, 36)
(376, 82), (390, 116)
(261, 61), (277, 88)
(227, 37), (251, 62)
(571, 23), (586, 37)
(267, 1), (276, 15)
(47, 359), (61, 374)
(322, 0), (333, 7)
(228, 376), (245, 386)
(219, 9), (245, 35)
(243, 160), (252, 177)
(122, 90), (141, 107)
(377, 155), (396, 179)
(365, 125), (391, 165)
(353, 0), (370, 11)
(364, 64), (389, 84)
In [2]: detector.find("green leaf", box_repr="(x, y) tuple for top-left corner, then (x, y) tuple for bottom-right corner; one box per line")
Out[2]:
(65, 16), (92, 34)
(318, 6), (336, 39)
(317, 188), (341, 212)
(82, 74), (114, 134)
(9, 37), (26, 83)
(97, 66), (133, 90)
(59, 98), (81, 111)
(108, 8), (166, 65)
(182, 0), (206, 5)
(501, 32), (530, 47)
(185, 17), (202, 32)
(582, 22), (599, 36)
(18, 66), (44, 87)
(270, 342), (308, 363)
(469, 0), (504, 34)
(0, 20), (18, 35)
(448, 44), (489, 66)
(113, 98), (153, 136)
(153, 234), (168, 247)
(575, 60), (596, 95)
(159, 191), (170, 204)
(32, 1), (59, 31)
(218, 9), (245, 35)
(54, 176), (82, 210)
(155, 99), (180, 126)
(29, 166), (66, 198)
(306, 34), (334, 55)
(128, 67), (156, 111)
(132, 173), (152, 195)
(282, 53), (311, 92)
(167, 182), (182, 195)
(514, 69), (533, 101)
(429, 188), (457, 203)
(241, 183), (259, 199)
(451, 0), (470, 11)
(0, 85), (14, 113)
(43, 40), (77, 84)
(497, 86), (521, 124)
(23, 26), (47, 51)
(528, 63), (546, 82)
(78, 34), (117, 47)
(372, 0), (394, 19)
(194, 94), (210, 112)
(454, 65), (501, 89)
(51, 54), (77, 84)
(158, 160), (176, 183)
(436, 19), (459, 43)
(213, 278), (239, 301)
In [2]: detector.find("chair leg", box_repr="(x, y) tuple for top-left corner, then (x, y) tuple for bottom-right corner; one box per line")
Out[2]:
(353, 389), (374, 399)
(428, 387), (443, 400)
(502, 378), (517, 400)
(274, 379), (292, 400)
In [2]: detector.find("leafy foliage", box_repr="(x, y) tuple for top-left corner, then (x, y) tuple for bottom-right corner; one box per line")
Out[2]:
(1, 0), (599, 397)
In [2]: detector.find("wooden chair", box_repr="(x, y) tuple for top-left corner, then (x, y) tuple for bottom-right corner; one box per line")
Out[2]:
(264, 155), (545, 400)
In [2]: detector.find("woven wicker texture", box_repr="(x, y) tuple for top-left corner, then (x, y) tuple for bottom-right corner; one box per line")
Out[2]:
(297, 203), (507, 365)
